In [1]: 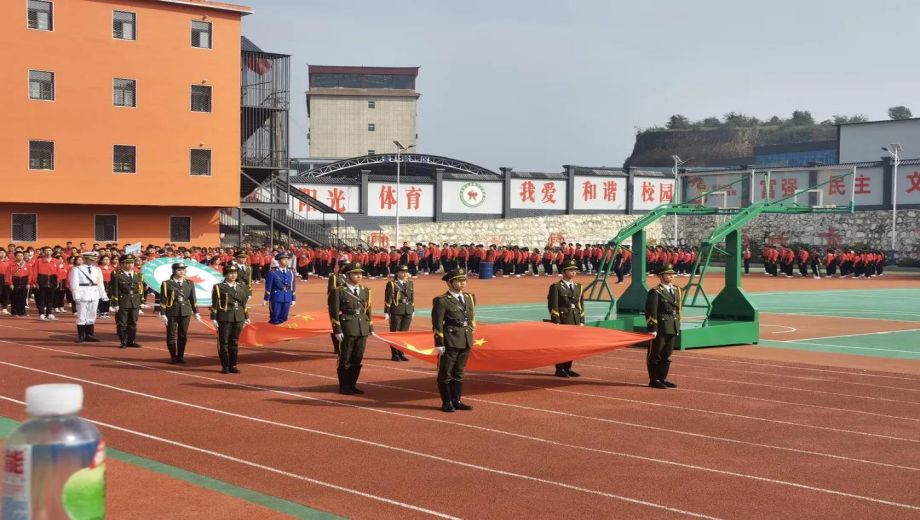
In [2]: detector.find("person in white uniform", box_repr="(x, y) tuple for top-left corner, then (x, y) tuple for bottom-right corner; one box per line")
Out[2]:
(69, 251), (108, 343)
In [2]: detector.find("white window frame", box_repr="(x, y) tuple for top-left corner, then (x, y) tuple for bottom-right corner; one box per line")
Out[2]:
(189, 148), (212, 176)
(27, 0), (53, 32)
(28, 139), (55, 171)
(112, 10), (137, 41)
(190, 20), (212, 49)
(113, 77), (137, 108)
(368, 123), (375, 132)
(368, 100), (376, 109)
(28, 69), (54, 101)
(94, 214), (118, 242)
(113, 144), (137, 174)
(11, 213), (38, 242)
(169, 216), (192, 243)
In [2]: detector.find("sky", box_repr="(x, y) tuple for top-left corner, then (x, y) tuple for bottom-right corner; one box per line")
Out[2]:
(242, 0), (919, 172)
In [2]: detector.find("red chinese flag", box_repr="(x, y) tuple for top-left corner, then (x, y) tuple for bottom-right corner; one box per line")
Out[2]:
(374, 322), (651, 372)
(200, 312), (388, 347)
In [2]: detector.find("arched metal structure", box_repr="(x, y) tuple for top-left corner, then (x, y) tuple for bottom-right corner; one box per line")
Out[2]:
(305, 153), (500, 178)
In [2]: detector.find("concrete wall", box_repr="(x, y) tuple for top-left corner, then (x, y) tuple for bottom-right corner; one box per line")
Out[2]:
(309, 94), (417, 158)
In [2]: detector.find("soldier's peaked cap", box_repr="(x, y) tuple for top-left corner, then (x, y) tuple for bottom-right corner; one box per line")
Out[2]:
(82, 251), (99, 258)
(395, 264), (409, 272)
(562, 259), (579, 271)
(120, 254), (136, 263)
(172, 262), (188, 271)
(658, 263), (676, 275)
(223, 264), (239, 275)
(342, 262), (366, 274)
(234, 251), (248, 258)
(275, 252), (290, 260)
(442, 268), (467, 282)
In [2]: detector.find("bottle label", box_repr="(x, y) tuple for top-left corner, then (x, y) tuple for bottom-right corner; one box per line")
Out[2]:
(2, 440), (105, 520)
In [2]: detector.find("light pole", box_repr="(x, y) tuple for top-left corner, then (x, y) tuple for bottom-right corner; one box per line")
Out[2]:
(670, 155), (690, 246)
(882, 143), (902, 253)
(393, 140), (416, 249)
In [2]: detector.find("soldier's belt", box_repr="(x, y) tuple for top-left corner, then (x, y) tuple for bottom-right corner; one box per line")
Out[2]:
(445, 320), (469, 327)
(341, 310), (362, 315)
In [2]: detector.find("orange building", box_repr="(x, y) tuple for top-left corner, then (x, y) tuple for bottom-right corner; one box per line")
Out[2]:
(0, 0), (251, 247)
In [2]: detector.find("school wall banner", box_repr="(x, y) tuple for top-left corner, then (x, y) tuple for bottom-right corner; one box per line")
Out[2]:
(290, 184), (360, 219)
(682, 173), (743, 208)
(366, 182), (435, 217)
(752, 170), (811, 204)
(631, 177), (675, 211)
(510, 179), (567, 210)
(441, 180), (503, 214)
(816, 167), (883, 206)
(572, 176), (626, 211)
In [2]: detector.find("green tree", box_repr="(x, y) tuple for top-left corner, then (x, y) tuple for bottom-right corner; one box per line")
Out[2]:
(790, 110), (814, 125)
(666, 114), (691, 130)
(888, 106), (912, 120)
(701, 117), (722, 127)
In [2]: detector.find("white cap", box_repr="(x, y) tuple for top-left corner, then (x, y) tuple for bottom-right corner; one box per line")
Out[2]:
(25, 384), (84, 416)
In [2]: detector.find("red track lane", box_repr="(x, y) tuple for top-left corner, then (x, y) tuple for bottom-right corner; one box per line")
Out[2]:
(1, 323), (920, 519)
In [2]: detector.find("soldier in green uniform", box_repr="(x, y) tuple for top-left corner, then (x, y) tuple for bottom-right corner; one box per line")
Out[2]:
(644, 263), (681, 389)
(431, 268), (476, 413)
(231, 251), (253, 290)
(383, 265), (413, 362)
(328, 262), (373, 395)
(109, 254), (144, 348)
(210, 265), (251, 374)
(159, 262), (200, 364)
(326, 260), (348, 355)
(547, 259), (584, 377)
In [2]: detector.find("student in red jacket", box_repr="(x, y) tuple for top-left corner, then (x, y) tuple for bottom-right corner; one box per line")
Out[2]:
(7, 250), (31, 317)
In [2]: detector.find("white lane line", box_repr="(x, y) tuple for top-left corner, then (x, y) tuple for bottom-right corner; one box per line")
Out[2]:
(3, 345), (918, 514)
(760, 340), (920, 357)
(762, 324), (798, 334)
(774, 328), (920, 343)
(0, 395), (461, 520)
(760, 311), (918, 324)
(0, 346), (722, 519)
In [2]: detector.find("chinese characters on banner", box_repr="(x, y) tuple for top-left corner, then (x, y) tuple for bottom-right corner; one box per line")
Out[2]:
(366, 182), (435, 217)
(290, 184), (361, 220)
(572, 176), (627, 210)
(510, 179), (568, 210)
(900, 168), (920, 204)
(630, 177), (676, 211)
(752, 171), (809, 203)
(817, 168), (883, 206)
(682, 174), (743, 208)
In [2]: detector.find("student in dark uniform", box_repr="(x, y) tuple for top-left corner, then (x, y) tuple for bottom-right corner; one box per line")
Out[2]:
(109, 255), (144, 348)
(644, 264), (681, 389)
(328, 262), (373, 395)
(326, 260), (347, 354)
(159, 262), (200, 364)
(210, 265), (251, 374)
(547, 259), (585, 377)
(383, 265), (414, 361)
(431, 268), (476, 413)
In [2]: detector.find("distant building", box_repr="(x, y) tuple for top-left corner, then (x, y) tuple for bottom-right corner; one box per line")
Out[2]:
(838, 118), (920, 163)
(306, 65), (419, 159)
(753, 141), (838, 167)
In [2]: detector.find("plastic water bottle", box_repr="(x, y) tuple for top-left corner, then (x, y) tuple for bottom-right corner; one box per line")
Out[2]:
(2, 384), (105, 520)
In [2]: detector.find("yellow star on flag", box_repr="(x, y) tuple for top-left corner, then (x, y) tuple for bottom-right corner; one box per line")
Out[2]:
(287, 323), (299, 329)
(473, 338), (487, 347)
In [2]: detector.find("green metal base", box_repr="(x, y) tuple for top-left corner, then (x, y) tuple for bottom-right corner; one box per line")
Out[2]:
(590, 314), (759, 350)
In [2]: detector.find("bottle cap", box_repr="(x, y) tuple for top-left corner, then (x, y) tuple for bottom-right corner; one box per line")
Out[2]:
(25, 384), (84, 416)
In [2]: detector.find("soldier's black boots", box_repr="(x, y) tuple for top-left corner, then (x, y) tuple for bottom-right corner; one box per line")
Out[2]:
(648, 380), (668, 389)
(390, 347), (401, 361)
(75, 325), (85, 343)
(167, 342), (178, 363)
(229, 350), (240, 373)
(219, 352), (230, 374)
(84, 324), (100, 342)
(554, 369), (569, 378)
(661, 379), (677, 388)
(437, 383), (454, 413)
(449, 381), (472, 411)
(349, 365), (364, 394)
(338, 367), (353, 395)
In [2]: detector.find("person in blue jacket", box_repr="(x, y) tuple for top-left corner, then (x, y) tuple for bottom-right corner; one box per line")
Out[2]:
(263, 252), (297, 324)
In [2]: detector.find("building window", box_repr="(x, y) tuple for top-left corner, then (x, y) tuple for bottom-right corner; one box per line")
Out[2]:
(29, 140), (54, 170)
(11, 214), (37, 242)
(368, 100), (376, 109)
(29, 70), (54, 100)
(113, 145), (136, 173)
(190, 85), (211, 112)
(27, 0), (52, 31)
(368, 150), (375, 155)
(94, 215), (117, 242)
(367, 123), (375, 132)
(190, 149), (211, 176)
(170, 216), (191, 243)
(113, 78), (136, 107)
(191, 21), (212, 48)
(113, 11), (136, 40)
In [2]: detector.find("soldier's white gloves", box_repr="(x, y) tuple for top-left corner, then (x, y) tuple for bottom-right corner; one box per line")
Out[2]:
(111, 306), (118, 312)
(262, 301), (268, 306)
(383, 313), (389, 320)
(579, 323), (585, 326)
(212, 320), (219, 329)
(435, 346), (446, 355)
(650, 331), (658, 337)
(159, 315), (168, 324)
(140, 303), (148, 309)
(334, 333), (344, 342)
(244, 319), (251, 326)
(290, 300), (296, 306)
(194, 313), (201, 320)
